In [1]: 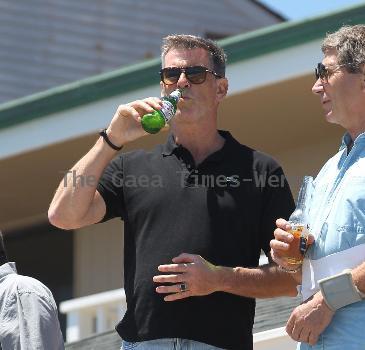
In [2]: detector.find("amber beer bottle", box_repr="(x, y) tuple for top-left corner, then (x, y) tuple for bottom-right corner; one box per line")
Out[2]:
(285, 176), (313, 265)
(141, 88), (183, 134)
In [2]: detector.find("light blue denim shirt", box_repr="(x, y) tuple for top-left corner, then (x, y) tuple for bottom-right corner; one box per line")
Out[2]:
(0, 262), (64, 350)
(299, 132), (365, 350)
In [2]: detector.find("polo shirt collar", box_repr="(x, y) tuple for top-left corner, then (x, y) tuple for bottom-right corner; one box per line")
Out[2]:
(161, 133), (180, 156)
(161, 130), (235, 162)
(206, 130), (235, 163)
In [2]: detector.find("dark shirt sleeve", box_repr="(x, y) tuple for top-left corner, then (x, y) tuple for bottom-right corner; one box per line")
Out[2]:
(259, 165), (295, 256)
(97, 155), (126, 222)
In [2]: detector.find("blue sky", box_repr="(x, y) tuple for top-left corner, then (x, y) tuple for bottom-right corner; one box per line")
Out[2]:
(258, 0), (365, 20)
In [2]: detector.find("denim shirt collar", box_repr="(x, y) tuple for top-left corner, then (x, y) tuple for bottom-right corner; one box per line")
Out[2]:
(339, 131), (365, 151)
(0, 262), (17, 279)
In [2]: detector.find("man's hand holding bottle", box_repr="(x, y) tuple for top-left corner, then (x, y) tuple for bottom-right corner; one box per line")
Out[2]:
(270, 176), (315, 275)
(106, 97), (163, 148)
(270, 218), (315, 278)
(105, 88), (183, 149)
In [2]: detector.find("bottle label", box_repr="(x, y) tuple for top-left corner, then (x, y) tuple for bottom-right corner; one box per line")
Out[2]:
(169, 89), (182, 101)
(286, 223), (310, 260)
(160, 100), (175, 123)
(289, 223), (309, 238)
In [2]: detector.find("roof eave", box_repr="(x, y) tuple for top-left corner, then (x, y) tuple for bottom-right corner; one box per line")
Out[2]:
(1, 3), (365, 130)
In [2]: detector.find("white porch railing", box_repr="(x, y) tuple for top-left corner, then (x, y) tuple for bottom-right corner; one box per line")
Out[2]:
(60, 288), (127, 343)
(253, 327), (297, 349)
(60, 287), (296, 349)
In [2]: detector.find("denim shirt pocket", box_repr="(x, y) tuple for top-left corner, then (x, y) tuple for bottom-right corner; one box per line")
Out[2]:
(309, 221), (365, 260)
(340, 174), (365, 237)
(318, 173), (365, 256)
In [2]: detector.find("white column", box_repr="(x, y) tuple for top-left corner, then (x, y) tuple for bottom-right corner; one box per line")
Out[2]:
(66, 311), (81, 342)
(96, 306), (107, 333)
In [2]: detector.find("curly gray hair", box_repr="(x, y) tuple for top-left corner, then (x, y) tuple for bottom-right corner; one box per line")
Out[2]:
(161, 34), (227, 77)
(322, 24), (365, 73)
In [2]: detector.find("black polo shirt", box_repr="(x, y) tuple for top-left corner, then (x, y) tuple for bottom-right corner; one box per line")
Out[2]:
(97, 130), (294, 350)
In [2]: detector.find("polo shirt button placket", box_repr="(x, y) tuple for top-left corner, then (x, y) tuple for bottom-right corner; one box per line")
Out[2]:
(185, 163), (197, 187)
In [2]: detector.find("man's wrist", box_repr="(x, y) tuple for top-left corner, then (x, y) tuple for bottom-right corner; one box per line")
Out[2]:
(318, 269), (364, 311)
(277, 264), (302, 274)
(98, 128), (124, 151)
(214, 266), (236, 293)
(314, 291), (335, 314)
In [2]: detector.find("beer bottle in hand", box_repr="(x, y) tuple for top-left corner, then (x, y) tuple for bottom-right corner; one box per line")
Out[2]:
(141, 88), (183, 134)
(285, 176), (313, 264)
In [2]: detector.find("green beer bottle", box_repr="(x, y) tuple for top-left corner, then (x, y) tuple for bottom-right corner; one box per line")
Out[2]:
(141, 88), (183, 134)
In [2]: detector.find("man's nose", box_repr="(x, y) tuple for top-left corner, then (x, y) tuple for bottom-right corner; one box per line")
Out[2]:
(177, 72), (190, 89)
(312, 78), (324, 95)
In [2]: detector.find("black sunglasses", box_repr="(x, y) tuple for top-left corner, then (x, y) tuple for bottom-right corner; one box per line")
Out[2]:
(315, 62), (347, 81)
(160, 65), (222, 85)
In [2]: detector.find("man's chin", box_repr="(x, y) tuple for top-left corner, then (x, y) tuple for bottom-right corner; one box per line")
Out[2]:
(323, 108), (332, 119)
(324, 111), (339, 125)
(171, 114), (194, 127)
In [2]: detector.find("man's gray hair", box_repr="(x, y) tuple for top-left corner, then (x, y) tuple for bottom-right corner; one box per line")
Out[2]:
(322, 24), (365, 73)
(161, 34), (227, 77)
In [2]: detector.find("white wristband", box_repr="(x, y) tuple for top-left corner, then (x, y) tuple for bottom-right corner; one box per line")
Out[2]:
(318, 269), (365, 311)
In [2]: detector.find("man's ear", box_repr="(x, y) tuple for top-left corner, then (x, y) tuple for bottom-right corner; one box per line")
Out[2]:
(361, 64), (365, 91)
(216, 78), (228, 102)
(361, 78), (365, 94)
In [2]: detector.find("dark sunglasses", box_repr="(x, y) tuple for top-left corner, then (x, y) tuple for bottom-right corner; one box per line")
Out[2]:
(160, 65), (222, 85)
(315, 62), (346, 81)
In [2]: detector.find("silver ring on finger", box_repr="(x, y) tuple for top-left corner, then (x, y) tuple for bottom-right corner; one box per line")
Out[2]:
(179, 282), (188, 293)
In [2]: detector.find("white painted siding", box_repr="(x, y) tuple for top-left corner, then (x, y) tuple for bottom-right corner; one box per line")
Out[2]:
(74, 218), (124, 297)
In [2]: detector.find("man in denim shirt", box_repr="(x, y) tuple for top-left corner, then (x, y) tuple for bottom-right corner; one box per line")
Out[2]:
(0, 232), (64, 350)
(271, 25), (365, 350)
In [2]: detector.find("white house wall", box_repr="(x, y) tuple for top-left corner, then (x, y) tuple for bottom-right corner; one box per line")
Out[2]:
(74, 218), (124, 297)
(228, 39), (323, 94)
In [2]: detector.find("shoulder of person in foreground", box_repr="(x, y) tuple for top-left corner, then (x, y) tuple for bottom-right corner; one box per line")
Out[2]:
(0, 271), (64, 350)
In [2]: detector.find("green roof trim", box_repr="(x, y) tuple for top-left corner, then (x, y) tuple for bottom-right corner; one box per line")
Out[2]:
(221, 3), (365, 64)
(1, 3), (365, 130)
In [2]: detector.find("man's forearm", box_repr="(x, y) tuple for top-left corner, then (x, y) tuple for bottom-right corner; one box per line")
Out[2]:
(48, 137), (117, 228)
(216, 263), (299, 298)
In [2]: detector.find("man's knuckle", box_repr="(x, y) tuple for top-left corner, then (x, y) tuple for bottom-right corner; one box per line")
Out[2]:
(173, 275), (180, 283)
(116, 105), (124, 114)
